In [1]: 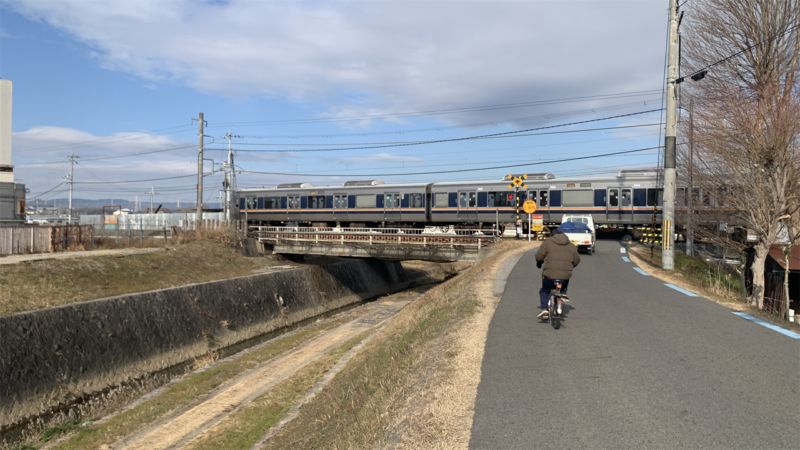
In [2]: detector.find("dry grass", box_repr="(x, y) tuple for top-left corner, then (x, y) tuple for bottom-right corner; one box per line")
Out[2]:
(628, 246), (742, 303)
(48, 312), (364, 450)
(0, 237), (269, 316)
(185, 330), (373, 450)
(260, 240), (535, 450)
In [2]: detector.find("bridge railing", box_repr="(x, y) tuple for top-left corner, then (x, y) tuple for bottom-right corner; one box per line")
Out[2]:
(252, 226), (499, 248)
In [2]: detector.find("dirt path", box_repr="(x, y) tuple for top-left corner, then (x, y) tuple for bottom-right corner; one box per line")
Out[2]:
(0, 247), (163, 265)
(388, 241), (540, 449)
(118, 299), (412, 450)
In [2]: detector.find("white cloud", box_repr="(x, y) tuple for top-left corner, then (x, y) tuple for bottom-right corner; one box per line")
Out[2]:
(8, 0), (668, 124)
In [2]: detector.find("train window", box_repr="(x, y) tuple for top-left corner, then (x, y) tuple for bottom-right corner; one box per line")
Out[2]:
(410, 193), (424, 208)
(434, 193), (448, 207)
(264, 197), (281, 209)
(487, 192), (515, 207)
(621, 189), (632, 207)
(562, 190), (593, 207)
(539, 191), (548, 207)
(458, 192), (468, 208)
(308, 195), (325, 209)
(246, 197), (256, 209)
(469, 192), (476, 207)
(288, 196), (301, 209)
(646, 189), (663, 206)
(528, 191), (537, 202)
(356, 194), (376, 208)
(334, 194), (348, 209)
(609, 189), (619, 207)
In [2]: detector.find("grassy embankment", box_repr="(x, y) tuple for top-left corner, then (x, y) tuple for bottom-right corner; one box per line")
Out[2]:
(259, 245), (511, 449)
(629, 245), (742, 301)
(0, 229), (279, 316)
(40, 313), (363, 450)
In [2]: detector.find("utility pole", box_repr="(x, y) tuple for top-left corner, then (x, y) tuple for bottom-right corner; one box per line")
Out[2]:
(222, 129), (241, 223)
(145, 187), (158, 213)
(662, 0), (680, 271)
(64, 152), (79, 224)
(686, 98), (694, 257)
(193, 113), (206, 224)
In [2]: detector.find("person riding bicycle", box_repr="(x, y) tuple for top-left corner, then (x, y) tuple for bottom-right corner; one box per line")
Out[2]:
(535, 228), (581, 319)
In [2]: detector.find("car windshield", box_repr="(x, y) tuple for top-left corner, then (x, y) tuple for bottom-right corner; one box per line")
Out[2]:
(566, 217), (588, 224)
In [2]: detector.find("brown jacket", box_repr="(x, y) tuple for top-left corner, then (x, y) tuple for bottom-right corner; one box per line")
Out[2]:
(535, 233), (581, 280)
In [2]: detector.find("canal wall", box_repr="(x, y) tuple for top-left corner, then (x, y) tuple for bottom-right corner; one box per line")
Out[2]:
(0, 258), (408, 429)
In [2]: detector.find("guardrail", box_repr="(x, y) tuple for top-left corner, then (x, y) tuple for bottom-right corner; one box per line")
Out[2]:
(252, 226), (499, 248)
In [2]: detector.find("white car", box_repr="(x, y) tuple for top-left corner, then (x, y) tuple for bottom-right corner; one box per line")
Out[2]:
(560, 215), (596, 255)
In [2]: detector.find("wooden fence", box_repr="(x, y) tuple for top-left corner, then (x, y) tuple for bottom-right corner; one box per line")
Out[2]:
(0, 225), (93, 256)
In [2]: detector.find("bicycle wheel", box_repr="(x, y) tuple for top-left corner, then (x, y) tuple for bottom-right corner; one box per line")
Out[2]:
(549, 295), (560, 329)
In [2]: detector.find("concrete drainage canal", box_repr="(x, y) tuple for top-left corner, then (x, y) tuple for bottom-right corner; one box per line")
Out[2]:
(0, 257), (458, 446)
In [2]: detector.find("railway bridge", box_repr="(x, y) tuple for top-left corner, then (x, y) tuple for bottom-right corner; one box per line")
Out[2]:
(252, 226), (499, 262)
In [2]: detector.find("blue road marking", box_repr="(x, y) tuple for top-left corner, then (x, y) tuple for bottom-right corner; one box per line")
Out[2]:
(633, 267), (649, 276)
(622, 256), (631, 262)
(732, 312), (800, 339)
(664, 284), (698, 297)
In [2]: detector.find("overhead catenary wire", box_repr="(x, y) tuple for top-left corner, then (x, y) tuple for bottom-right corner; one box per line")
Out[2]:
(208, 90), (663, 128)
(227, 98), (663, 139)
(239, 145), (661, 178)
(205, 110), (663, 154)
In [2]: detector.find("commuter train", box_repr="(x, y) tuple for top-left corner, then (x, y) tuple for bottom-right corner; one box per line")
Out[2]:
(235, 170), (664, 229)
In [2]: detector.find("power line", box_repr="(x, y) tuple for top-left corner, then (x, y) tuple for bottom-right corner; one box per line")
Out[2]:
(227, 98), (662, 139)
(206, 110), (663, 154)
(15, 144), (197, 165)
(208, 90), (662, 127)
(207, 123), (662, 147)
(240, 146), (660, 178)
(678, 23), (800, 82)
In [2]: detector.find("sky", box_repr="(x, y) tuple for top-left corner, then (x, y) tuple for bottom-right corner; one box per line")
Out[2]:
(1, 0), (672, 207)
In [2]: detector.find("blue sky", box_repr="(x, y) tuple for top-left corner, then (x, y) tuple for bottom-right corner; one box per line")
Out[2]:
(1, 0), (671, 206)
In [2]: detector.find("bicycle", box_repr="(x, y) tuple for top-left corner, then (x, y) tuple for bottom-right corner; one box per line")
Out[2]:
(548, 279), (569, 329)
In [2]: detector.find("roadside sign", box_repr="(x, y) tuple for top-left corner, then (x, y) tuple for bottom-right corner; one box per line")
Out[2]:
(523, 200), (537, 214)
(531, 214), (544, 231)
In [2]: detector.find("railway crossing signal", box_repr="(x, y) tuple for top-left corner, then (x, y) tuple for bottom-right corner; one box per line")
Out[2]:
(506, 174), (528, 221)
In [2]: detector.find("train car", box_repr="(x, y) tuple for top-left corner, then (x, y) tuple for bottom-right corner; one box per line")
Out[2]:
(428, 171), (663, 227)
(238, 180), (431, 227)
(236, 171), (663, 229)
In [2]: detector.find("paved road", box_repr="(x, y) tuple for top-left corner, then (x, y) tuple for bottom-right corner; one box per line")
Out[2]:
(471, 241), (800, 449)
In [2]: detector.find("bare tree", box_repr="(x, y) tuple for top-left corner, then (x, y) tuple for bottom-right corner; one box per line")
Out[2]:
(679, 0), (800, 309)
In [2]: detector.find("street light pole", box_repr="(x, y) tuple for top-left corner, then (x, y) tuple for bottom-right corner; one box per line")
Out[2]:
(662, 0), (680, 271)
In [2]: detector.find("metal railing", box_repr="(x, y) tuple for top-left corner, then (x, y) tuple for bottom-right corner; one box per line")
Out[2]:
(253, 226), (499, 248)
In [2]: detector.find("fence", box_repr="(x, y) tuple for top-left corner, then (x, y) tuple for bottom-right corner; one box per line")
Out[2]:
(0, 225), (93, 256)
(79, 212), (226, 230)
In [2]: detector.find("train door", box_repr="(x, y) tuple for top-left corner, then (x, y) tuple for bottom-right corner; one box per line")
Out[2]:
(458, 190), (477, 221)
(537, 189), (550, 222)
(287, 195), (301, 222)
(607, 188), (633, 222)
(333, 194), (349, 223)
(384, 192), (401, 221)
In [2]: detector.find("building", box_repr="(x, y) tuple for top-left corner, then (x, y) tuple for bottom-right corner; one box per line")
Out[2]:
(0, 79), (26, 225)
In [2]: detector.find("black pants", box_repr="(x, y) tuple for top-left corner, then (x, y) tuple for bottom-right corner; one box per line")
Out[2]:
(539, 276), (569, 310)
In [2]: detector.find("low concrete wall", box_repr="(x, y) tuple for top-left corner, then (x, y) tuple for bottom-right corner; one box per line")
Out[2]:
(0, 259), (408, 429)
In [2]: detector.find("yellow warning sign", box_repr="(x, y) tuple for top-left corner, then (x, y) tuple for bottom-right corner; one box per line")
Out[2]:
(523, 200), (537, 214)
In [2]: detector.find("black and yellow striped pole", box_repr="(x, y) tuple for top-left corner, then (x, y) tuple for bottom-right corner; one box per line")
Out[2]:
(507, 174), (528, 222)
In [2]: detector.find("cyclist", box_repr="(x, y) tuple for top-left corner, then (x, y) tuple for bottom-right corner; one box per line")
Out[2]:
(535, 229), (581, 319)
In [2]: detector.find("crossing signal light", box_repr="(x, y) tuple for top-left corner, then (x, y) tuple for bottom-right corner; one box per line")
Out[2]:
(508, 194), (514, 199)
